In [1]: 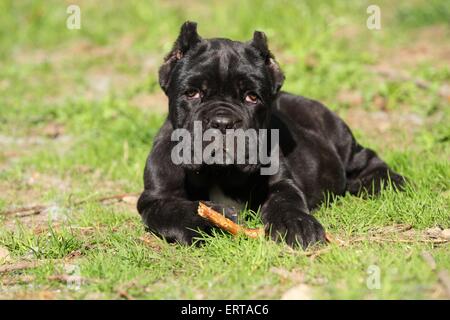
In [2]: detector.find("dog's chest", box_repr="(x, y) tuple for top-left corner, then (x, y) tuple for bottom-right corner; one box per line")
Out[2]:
(208, 185), (244, 211)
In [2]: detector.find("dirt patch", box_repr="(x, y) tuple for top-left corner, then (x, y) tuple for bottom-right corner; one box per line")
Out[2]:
(0, 188), (138, 233)
(374, 25), (450, 69)
(130, 91), (168, 114)
(340, 108), (425, 149)
(10, 36), (162, 105)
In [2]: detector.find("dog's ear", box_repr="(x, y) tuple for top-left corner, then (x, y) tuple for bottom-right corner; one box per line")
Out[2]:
(159, 21), (202, 93)
(251, 31), (285, 94)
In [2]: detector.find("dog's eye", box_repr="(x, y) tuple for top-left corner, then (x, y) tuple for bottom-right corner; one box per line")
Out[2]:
(244, 93), (259, 104)
(185, 89), (201, 99)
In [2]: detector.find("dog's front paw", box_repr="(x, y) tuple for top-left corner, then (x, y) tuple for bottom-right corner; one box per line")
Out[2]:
(201, 201), (239, 223)
(265, 212), (326, 249)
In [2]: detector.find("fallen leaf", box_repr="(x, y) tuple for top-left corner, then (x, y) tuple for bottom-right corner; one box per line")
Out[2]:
(425, 227), (443, 238)
(42, 122), (65, 139)
(373, 94), (388, 111)
(122, 195), (138, 204)
(304, 53), (319, 70)
(65, 249), (83, 260)
(337, 90), (363, 108)
(441, 229), (450, 240)
(270, 267), (304, 282)
(37, 291), (56, 300)
(281, 284), (314, 300)
(139, 234), (163, 252)
(0, 246), (12, 264)
(84, 292), (106, 299)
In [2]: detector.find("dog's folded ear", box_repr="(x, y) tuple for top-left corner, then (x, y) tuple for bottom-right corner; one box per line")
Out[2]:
(251, 31), (285, 95)
(159, 21), (202, 93)
(174, 21), (202, 54)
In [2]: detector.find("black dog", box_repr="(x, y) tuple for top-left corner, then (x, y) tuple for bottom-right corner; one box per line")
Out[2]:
(137, 21), (406, 248)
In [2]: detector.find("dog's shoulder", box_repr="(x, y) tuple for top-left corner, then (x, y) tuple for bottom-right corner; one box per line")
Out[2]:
(274, 91), (331, 118)
(152, 117), (173, 144)
(145, 118), (173, 167)
(274, 91), (350, 132)
(272, 91), (353, 153)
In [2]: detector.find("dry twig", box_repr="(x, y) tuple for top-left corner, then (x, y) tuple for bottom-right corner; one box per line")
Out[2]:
(198, 202), (264, 238)
(1, 275), (35, 286)
(1, 192), (140, 217)
(421, 251), (450, 298)
(0, 261), (42, 274)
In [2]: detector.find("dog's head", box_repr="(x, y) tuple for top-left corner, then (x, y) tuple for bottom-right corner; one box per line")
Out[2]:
(160, 21), (284, 173)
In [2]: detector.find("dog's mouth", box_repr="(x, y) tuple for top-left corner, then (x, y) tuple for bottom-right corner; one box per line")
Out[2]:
(171, 102), (275, 174)
(200, 128), (258, 160)
(202, 147), (250, 166)
(181, 132), (262, 175)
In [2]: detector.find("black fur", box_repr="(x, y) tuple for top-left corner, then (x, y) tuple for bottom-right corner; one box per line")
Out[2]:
(137, 22), (406, 249)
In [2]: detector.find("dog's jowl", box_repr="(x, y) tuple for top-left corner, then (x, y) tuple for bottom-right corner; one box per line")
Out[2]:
(137, 21), (406, 249)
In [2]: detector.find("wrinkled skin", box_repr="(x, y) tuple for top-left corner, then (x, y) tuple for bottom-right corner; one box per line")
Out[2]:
(137, 22), (406, 249)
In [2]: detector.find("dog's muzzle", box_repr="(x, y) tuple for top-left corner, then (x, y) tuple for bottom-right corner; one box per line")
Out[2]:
(200, 105), (244, 133)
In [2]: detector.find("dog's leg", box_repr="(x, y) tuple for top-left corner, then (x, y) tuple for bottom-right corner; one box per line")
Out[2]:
(261, 175), (326, 249)
(345, 142), (406, 195)
(137, 193), (210, 245)
(137, 192), (237, 245)
(137, 122), (239, 245)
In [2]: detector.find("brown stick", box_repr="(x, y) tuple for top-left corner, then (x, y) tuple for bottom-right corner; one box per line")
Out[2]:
(2, 205), (47, 217)
(197, 202), (264, 238)
(197, 202), (341, 245)
(1, 192), (140, 217)
(0, 261), (42, 274)
(421, 251), (450, 298)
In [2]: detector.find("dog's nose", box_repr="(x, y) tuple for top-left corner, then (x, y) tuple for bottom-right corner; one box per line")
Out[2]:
(209, 115), (241, 133)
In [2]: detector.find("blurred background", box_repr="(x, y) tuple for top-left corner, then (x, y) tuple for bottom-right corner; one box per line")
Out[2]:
(0, 0), (449, 299)
(0, 0), (448, 190)
(0, 0), (450, 190)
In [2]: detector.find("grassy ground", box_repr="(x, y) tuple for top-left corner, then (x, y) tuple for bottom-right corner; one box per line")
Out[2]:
(0, 0), (449, 299)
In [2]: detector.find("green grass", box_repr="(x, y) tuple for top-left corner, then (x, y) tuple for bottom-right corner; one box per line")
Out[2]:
(0, 0), (449, 299)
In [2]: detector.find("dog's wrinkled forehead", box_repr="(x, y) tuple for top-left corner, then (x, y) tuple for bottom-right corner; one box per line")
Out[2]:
(179, 39), (267, 90)
(159, 21), (284, 97)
